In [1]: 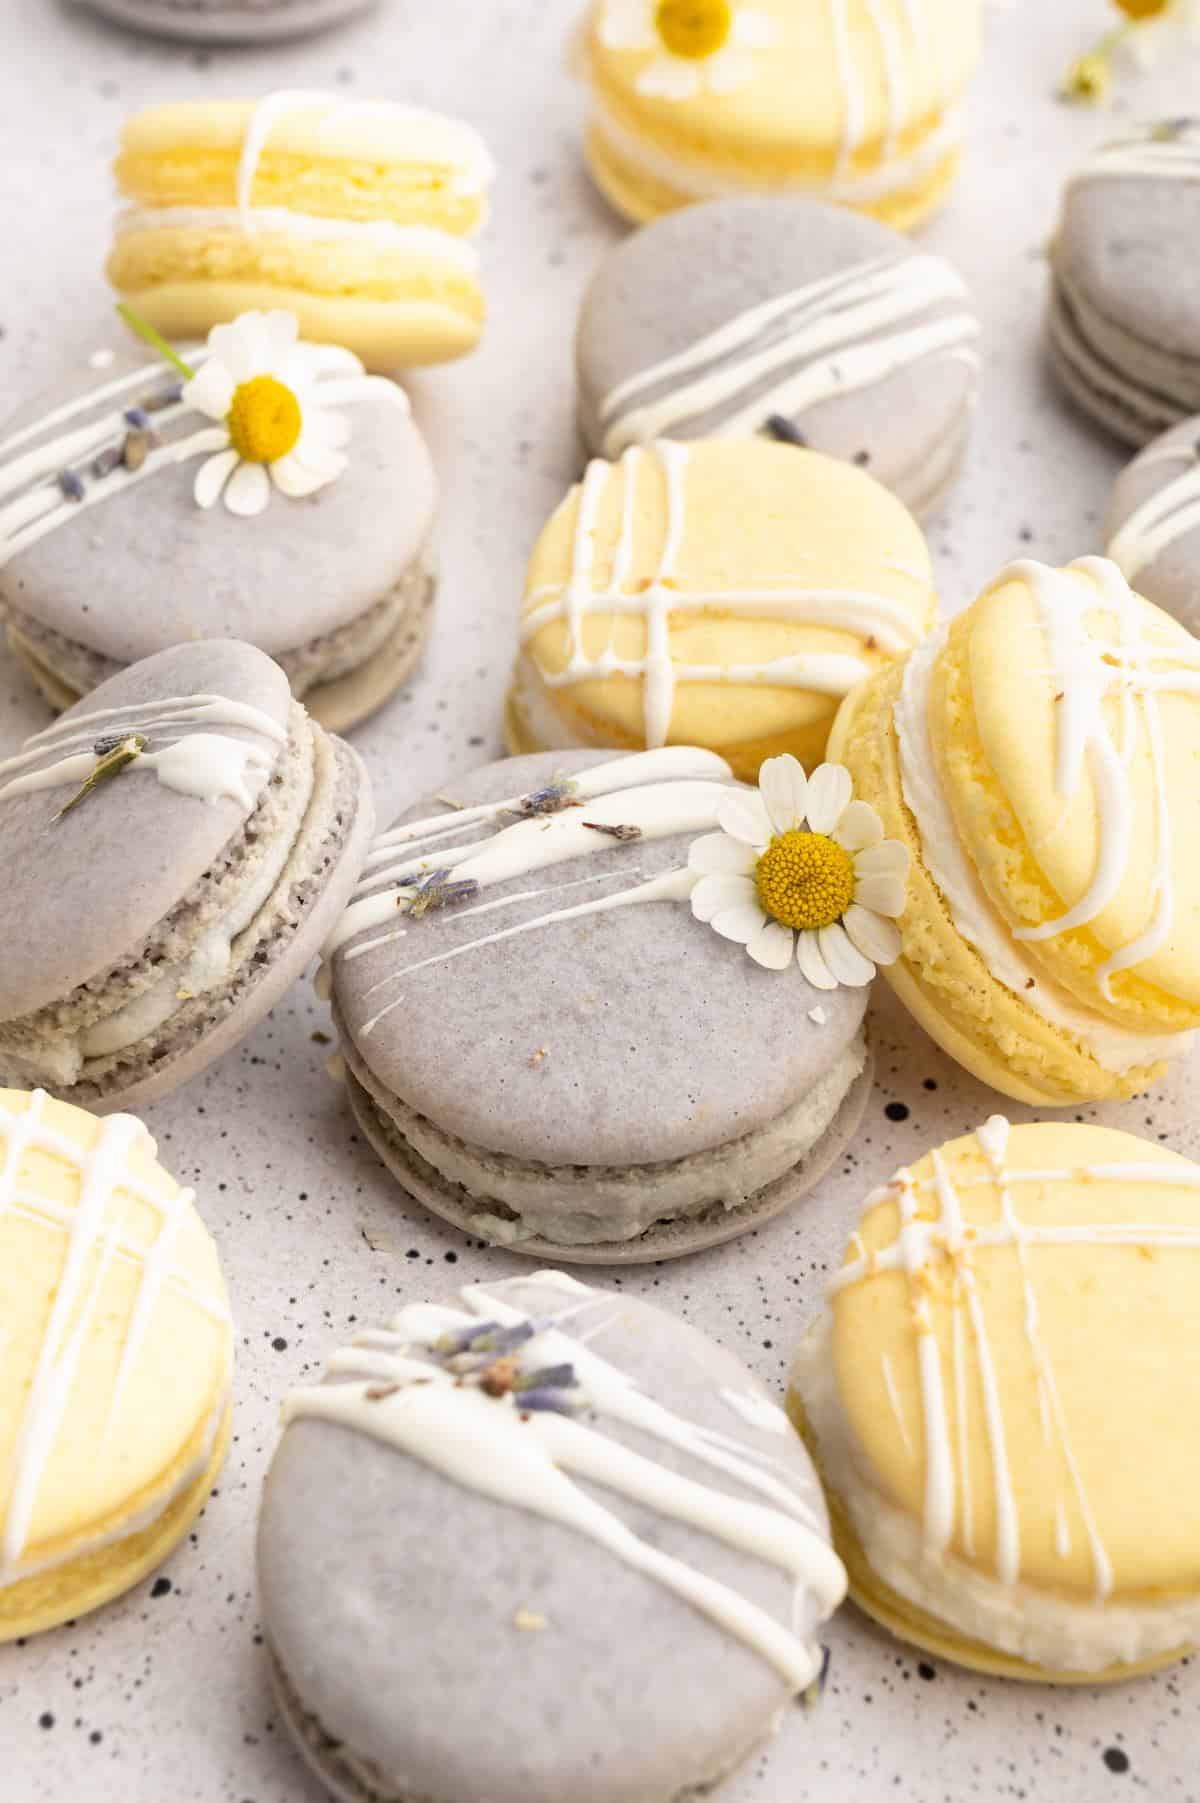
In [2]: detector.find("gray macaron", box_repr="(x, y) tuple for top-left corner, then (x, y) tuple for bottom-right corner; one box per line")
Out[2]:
(0, 332), (435, 732)
(323, 746), (872, 1262)
(258, 1268), (846, 1803)
(575, 196), (980, 519)
(73, 0), (377, 46)
(0, 638), (373, 1110)
(1048, 120), (1200, 447)
(1106, 416), (1200, 631)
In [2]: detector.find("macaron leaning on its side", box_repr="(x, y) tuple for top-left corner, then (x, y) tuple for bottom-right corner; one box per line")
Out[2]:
(322, 745), (910, 1261)
(0, 309), (437, 733)
(579, 0), (980, 231)
(791, 1117), (1200, 1681)
(576, 196), (980, 518)
(107, 93), (495, 370)
(259, 1270), (846, 1803)
(0, 1087), (233, 1642)
(828, 555), (1200, 1105)
(507, 438), (936, 782)
(74, 0), (377, 47)
(1106, 416), (1200, 634)
(0, 639), (373, 1111)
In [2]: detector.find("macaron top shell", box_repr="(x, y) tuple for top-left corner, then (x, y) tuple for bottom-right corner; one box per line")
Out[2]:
(585, 0), (979, 165)
(576, 196), (978, 494)
(259, 1271), (841, 1803)
(828, 1119), (1200, 1600)
(330, 749), (867, 1166)
(0, 641), (291, 1019)
(1106, 417), (1200, 631)
(930, 559), (1200, 1026)
(0, 343), (434, 664)
(0, 1087), (231, 1588)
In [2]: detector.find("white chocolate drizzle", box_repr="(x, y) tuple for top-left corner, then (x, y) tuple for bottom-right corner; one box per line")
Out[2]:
(282, 1271), (845, 1689)
(522, 442), (930, 749)
(1068, 121), (1200, 191)
(828, 1117), (1200, 1597)
(597, 256), (978, 457)
(831, 0), (941, 176)
(0, 693), (286, 812)
(1108, 441), (1200, 583)
(0, 1091), (231, 1584)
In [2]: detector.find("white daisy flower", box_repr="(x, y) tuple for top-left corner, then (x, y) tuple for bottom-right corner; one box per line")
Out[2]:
(599, 0), (776, 101)
(688, 755), (909, 985)
(183, 310), (352, 519)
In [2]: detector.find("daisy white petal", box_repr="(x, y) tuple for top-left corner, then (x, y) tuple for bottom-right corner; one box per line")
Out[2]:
(718, 791), (772, 848)
(711, 900), (769, 945)
(269, 454), (331, 500)
(691, 873), (757, 923)
(854, 840), (910, 880)
(759, 754), (808, 836)
(843, 903), (902, 967)
(223, 459), (272, 518)
(796, 929), (838, 991)
(183, 360), (236, 422)
(818, 921), (876, 988)
(599, 0), (655, 48)
(688, 832), (757, 877)
(205, 319), (249, 378)
(193, 446), (238, 510)
(637, 56), (702, 98)
(705, 46), (753, 93)
(806, 763), (854, 835)
(745, 918), (794, 971)
(833, 798), (884, 853)
(853, 873), (907, 918)
(263, 310), (300, 357)
(733, 8), (776, 48)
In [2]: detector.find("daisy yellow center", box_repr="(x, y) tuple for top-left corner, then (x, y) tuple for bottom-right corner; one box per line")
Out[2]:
(654, 0), (733, 59)
(754, 831), (855, 933)
(227, 376), (302, 465)
(1114, 0), (1168, 16)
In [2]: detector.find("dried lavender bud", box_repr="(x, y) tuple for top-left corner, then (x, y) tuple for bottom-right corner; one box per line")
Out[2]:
(514, 1362), (577, 1393)
(58, 469), (85, 502)
(408, 871), (482, 918)
(517, 1388), (580, 1417)
(54, 733), (147, 822)
(143, 382), (184, 413)
(91, 445), (124, 480)
(123, 405), (153, 429)
(123, 427), (158, 471)
(503, 779), (581, 820)
(582, 821), (642, 842)
(764, 414), (807, 447)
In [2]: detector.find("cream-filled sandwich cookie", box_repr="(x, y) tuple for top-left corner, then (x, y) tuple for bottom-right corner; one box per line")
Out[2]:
(0, 639), (373, 1110)
(579, 0), (980, 232)
(576, 197), (980, 518)
(1048, 120), (1200, 447)
(0, 309), (436, 733)
(790, 1117), (1200, 1681)
(108, 93), (494, 370)
(76, 0), (376, 45)
(0, 1088), (232, 1641)
(507, 439), (936, 783)
(1106, 416), (1200, 634)
(322, 747), (910, 1259)
(827, 555), (1200, 1105)
(259, 1271), (846, 1803)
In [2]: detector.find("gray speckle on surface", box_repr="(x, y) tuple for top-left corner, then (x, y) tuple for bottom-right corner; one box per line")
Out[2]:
(2, 2), (1200, 1801)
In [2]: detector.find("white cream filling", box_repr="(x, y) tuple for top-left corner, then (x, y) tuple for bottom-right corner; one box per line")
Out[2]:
(114, 206), (481, 271)
(792, 1318), (1200, 1674)
(589, 99), (965, 207)
(81, 746), (316, 1059)
(893, 627), (1194, 1074)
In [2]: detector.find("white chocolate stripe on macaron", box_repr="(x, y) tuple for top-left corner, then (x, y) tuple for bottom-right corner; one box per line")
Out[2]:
(113, 209), (482, 274)
(283, 1271), (845, 1691)
(523, 443), (929, 748)
(0, 1090), (231, 1586)
(597, 255), (978, 456)
(1108, 448), (1200, 583)
(827, 1117), (1200, 1596)
(1068, 124), (1200, 190)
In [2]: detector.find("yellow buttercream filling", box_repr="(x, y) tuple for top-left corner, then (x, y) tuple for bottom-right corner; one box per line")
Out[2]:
(227, 375), (301, 464)
(655, 0), (732, 59)
(756, 831), (854, 931)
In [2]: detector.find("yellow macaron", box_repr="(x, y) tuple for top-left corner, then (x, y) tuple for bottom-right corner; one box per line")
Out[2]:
(790, 1116), (1200, 1681)
(507, 438), (936, 782)
(828, 554), (1200, 1105)
(107, 93), (495, 371)
(0, 1088), (233, 1640)
(579, 0), (980, 232)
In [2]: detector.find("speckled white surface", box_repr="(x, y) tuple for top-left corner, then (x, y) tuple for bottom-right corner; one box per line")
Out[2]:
(2, 2), (1199, 1799)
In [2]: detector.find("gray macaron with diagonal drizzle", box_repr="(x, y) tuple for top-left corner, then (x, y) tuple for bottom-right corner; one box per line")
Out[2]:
(576, 196), (980, 519)
(1105, 415), (1200, 632)
(321, 746), (885, 1262)
(0, 637), (372, 1110)
(258, 1269), (846, 1803)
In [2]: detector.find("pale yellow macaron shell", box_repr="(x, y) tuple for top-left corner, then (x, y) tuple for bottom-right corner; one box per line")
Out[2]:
(0, 1090), (232, 1639)
(935, 570), (1200, 1033)
(829, 664), (1163, 1104)
(584, 0), (979, 227)
(809, 1121), (1200, 1675)
(517, 441), (935, 782)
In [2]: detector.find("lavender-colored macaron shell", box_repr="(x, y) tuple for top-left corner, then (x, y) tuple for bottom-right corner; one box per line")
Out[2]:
(258, 1276), (834, 1803)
